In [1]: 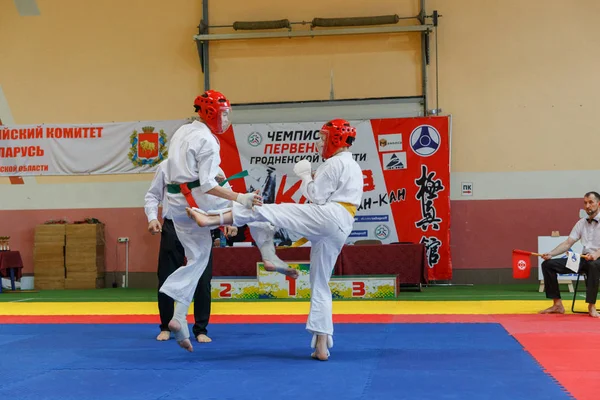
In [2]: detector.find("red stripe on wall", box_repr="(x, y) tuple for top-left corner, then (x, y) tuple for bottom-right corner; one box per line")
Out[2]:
(450, 198), (581, 269)
(0, 208), (160, 275)
(0, 197), (584, 276)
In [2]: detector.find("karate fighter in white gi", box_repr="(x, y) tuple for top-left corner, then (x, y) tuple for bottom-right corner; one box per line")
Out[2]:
(187, 119), (364, 360)
(158, 90), (298, 352)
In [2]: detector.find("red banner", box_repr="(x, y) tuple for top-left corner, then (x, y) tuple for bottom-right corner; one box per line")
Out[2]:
(370, 117), (451, 281)
(221, 116), (452, 281)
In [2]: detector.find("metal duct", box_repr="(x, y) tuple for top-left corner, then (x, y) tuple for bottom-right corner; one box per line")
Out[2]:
(311, 15), (399, 28)
(233, 19), (291, 31)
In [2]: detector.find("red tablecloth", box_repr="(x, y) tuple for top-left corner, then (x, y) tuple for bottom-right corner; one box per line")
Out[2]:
(212, 244), (426, 286)
(212, 246), (342, 276)
(0, 251), (24, 280)
(340, 243), (427, 286)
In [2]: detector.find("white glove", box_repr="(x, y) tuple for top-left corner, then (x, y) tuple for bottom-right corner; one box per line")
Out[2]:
(293, 160), (312, 180)
(236, 192), (257, 209)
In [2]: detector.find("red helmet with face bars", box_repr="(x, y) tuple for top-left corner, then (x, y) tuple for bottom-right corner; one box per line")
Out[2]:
(193, 90), (232, 134)
(319, 119), (357, 159)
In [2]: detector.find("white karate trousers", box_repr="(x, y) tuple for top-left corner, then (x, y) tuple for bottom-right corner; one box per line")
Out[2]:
(232, 201), (354, 336)
(159, 187), (277, 307)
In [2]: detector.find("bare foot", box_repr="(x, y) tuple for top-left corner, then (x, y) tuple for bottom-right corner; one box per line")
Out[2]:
(311, 335), (329, 361)
(168, 319), (194, 352)
(538, 305), (565, 314)
(588, 304), (599, 318)
(177, 339), (193, 352)
(186, 207), (209, 227)
(156, 330), (170, 341)
(264, 260), (299, 279)
(196, 334), (212, 343)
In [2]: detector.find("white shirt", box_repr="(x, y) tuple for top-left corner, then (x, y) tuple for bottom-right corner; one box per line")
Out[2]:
(144, 162), (170, 221)
(302, 151), (363, 206)
(569, 213), (600, 254)
(144, 161), (230, 222)
(165, 120), (221, 192)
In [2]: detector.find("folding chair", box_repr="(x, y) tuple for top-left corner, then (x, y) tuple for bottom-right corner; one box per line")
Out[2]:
(571, 271), (587, 314)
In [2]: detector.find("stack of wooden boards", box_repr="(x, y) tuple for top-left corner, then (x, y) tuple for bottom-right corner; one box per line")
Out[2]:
(33, 223), (105, 289)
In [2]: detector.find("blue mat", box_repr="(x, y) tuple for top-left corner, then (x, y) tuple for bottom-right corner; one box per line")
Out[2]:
(0, 323), (570, 400)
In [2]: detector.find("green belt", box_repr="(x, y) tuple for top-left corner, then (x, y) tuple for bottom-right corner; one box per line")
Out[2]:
(166, 170), (249, 194)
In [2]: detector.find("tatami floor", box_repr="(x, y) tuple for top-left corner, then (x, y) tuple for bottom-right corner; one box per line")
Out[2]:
(0, 285), (597, 399)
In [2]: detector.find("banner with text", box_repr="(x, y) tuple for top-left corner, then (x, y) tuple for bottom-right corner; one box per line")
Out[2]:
(0, 120), (186, 175)
(1, 116), (451, 280)
(219, 117), (452, 281)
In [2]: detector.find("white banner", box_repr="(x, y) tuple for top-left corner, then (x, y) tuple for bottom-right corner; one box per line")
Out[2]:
(225, 117), (452, 281)
(229, 120), (399, 246)
(0, 120), (186, 175)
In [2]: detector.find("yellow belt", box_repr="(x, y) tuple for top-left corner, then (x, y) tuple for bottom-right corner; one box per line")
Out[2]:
(336, 202), (357, 218)
(287, 202), (356, 248)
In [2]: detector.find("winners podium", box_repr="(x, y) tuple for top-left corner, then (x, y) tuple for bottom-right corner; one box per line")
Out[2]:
(211, 261), (397, 300)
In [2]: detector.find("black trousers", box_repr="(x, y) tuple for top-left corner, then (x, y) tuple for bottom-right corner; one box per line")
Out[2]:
(157, 218), (212, 336)
(541, 257), (600, 304)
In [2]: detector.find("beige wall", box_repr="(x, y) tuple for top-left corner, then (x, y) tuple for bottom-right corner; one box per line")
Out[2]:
(208, 0), (422, 102)
(431, 0), (600, 172)
(0, 0), (203, 125)
(1, 0), (599, 180)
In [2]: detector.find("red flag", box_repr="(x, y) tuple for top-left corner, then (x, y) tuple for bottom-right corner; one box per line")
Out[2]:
(512, 250), (531, 279)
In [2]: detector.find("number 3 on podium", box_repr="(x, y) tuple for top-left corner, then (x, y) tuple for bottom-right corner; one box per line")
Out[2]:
(352, 281), (366, 297)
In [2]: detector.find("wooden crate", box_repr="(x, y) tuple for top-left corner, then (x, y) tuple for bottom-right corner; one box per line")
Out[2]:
(65, 244), (105, 274)
(35, 277), (65, 290)
(33, 263), (65, 278)
(34, 224), (66, 245)
(32, 223), (106, 290)
(33, 230), (66, 280)
(66, 224), (105, 246)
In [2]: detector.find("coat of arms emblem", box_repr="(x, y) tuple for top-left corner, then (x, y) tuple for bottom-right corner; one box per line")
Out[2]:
(128, 126), (167, 167)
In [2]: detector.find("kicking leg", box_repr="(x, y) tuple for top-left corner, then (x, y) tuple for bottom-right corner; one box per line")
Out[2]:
(249, 222), (299, 279)
(188, 208), (298, 279)
(187, 207), (233, 227)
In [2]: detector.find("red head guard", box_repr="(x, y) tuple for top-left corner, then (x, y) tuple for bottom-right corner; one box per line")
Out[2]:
(319, 119), (357, 159)
(193, 90), (232, 134)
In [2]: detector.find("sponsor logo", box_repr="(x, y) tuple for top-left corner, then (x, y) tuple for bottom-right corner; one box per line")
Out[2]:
(355, 215), (390, 223)
(374, 224), (390, 240)
(382, 152), (407, 170)
(410, 125), (440, 157)
(378, 134), (403, 152)
(248, 131), (263, 147)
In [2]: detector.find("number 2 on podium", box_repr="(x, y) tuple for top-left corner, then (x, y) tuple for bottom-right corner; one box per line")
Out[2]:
(219, 283), (232, 298)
